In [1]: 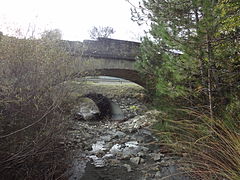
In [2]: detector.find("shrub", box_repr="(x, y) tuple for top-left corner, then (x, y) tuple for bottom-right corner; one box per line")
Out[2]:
(0, 31), (77, 179)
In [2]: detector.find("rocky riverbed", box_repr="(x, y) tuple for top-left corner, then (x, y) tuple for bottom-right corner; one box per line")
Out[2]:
(58, 81), (193, 179)
(62, 110), (192, 180)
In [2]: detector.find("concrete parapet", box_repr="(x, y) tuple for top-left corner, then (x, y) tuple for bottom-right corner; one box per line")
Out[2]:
(82, 38), (140, 61)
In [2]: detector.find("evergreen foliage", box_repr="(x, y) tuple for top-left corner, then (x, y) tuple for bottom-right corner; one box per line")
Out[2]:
(132, 1), (240, 178)
(133, 0), (240, 115)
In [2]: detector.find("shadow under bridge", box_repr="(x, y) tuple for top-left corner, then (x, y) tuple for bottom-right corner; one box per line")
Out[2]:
(80, 69), (146, 88)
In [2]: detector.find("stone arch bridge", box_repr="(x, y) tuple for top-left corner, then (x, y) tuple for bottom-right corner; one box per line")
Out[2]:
(61, 38), (148, 121)
(61, 37), (145, 87)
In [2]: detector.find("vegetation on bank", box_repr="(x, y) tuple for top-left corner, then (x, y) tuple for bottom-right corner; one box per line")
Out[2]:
(0, 30), (79, 179)
(132, 0), (240, 179)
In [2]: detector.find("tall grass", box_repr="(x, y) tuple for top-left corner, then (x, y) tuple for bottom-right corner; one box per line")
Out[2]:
(157, 110), (240, 180)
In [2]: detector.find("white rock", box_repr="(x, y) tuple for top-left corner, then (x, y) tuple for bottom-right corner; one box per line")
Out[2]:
(114, 131), (126, 138)
(123, 164), (132, 172)
(155, 171), (162, 177)
(110, 144), (122, 154)
(91, 141), (107, 153)
(101, 135), (112, 142)
(103, 153), (114, 159)
(125, 141), (138, 147)
(130, 157), (141, 165)
(153, 153), (164, 161)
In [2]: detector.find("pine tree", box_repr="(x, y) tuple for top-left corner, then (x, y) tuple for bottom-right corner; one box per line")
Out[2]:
(133, 0), (239, 115)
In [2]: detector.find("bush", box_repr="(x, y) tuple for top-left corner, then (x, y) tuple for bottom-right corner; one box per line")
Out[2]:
(0, 32), (76, 179)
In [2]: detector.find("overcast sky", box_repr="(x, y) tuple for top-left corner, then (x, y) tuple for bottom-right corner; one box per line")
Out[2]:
(0, 0), (147, 41)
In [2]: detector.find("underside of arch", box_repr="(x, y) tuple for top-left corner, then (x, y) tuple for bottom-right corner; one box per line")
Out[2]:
(78, 69), (145, 88)
(84, 93), (112, 119)
(83, 93), (125, 121)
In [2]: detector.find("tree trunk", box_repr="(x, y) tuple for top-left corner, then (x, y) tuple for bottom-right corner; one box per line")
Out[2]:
(195, 8), (206, 86)
(207, 34), (214, 119)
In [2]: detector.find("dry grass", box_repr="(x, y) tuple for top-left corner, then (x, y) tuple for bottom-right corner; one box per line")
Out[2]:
(66, 80), (145, 98)
(158, 110), (240, 180)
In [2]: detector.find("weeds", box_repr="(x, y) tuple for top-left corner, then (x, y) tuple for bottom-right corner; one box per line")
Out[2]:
(156, 109), (240, 180)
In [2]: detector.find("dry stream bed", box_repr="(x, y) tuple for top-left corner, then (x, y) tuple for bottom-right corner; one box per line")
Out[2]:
(61, 81), (192, 180)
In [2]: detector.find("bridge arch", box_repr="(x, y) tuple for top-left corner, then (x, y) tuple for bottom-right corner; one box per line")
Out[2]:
(78, 69), (146, 88)
(84, 93), (112, 120)
(82, 93), (125, 121)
